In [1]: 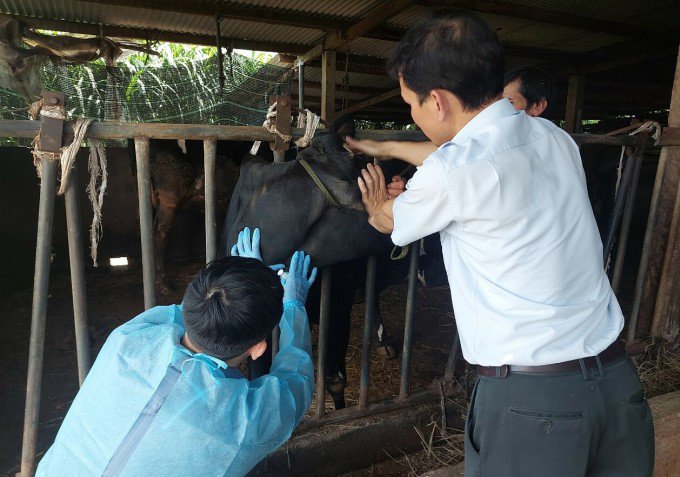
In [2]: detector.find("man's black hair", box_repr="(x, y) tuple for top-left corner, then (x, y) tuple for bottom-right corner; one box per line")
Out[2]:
(504, 66), (556, 108)
(182, 256), (283, 360)
(387, 11), (504, 111)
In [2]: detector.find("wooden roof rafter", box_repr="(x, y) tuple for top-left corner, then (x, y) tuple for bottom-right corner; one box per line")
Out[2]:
(414, 0), (680, 45)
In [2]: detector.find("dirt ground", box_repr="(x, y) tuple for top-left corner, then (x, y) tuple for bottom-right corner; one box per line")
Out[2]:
(0, 259), (456, 476)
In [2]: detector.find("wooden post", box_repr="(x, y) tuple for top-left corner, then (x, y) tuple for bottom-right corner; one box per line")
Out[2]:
(564, 75), (585, 133)
(649, 45), (680, 342)
(628, 45), (680, 343)
(270, 95), (291, 163)
(321, 49), (336, 124)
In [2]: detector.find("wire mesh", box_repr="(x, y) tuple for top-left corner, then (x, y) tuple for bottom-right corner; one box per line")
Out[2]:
(1, 53), (292, 126)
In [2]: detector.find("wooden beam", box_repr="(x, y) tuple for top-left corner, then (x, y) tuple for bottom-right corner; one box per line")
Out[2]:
(555, 46), (678, 77)
(299, 0), (412, 64)
(629, 45), (680, 342)
(321, 49), (336, 123)
(339, 89), (402, 115)
(77, 0), (342, 32)
(16, 16), (310, 54)
(415, 0), (679, 44)
(279, 53), (387, 75)
(648, 45), (680, 342)
(292, 80), (393, 95)
(563, 75), (585, 133)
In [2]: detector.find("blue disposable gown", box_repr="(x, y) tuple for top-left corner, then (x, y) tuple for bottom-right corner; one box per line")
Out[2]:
(36, 302), (314, 477)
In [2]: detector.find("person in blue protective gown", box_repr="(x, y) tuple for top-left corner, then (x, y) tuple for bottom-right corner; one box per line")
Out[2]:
(36, 227), (317, 477)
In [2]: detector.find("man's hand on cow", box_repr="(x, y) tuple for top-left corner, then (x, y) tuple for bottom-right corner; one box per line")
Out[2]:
(358, 163), (388, 217)
(231, 227), (285, 271)
(345, 136), (390, 160)
(387, 176), (406, 199)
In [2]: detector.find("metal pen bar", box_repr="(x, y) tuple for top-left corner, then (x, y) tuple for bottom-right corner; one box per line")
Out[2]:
(298, 58), (305, 109)
(64, 165), (91, 384)
(203, 138), (217, 263)
(603, 149), (636, 263)
(399, 243), (419, 400)
(444, 330), (461, 382)
(272, 325), (280, 358)
(612, 134), (650, 293)
(20, 157), (58, 477)
(315, 267), (332, 417)
(134, 137), (156, 309)
(359, 256), (377, 409)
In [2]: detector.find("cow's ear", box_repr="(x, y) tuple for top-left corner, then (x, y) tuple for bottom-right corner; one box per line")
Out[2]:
(330, 114), (355, 150)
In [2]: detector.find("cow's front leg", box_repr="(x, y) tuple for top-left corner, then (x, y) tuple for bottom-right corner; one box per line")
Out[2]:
(153, 193), (179, 301)
(325, 275), (354, 410)
(372, 298), (397, 359)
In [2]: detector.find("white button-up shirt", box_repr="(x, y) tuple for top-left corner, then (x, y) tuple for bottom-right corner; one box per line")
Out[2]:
(392, 99), (623, 366)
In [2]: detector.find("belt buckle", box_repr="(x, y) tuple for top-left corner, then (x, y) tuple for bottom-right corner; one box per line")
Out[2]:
(495, 365), (509, 378)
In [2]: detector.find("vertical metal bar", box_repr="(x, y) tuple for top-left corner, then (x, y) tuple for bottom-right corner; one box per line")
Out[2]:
(603, 148), (635, 263)
(444, 330), (461, 382)
(612, 134), (649, 293)
(399, 243), (419, 400)
(359, 256), (377, 409)
(204, 138), (217, 263)
(298, 58), (305, 109)
(20, 158), (58, 477)
(135, 137), (156, 309)
(273, 151), (286, 163)
(272, 325), (280, 358)
(64, 165), (91, 384)
(315, 267), (332, 418)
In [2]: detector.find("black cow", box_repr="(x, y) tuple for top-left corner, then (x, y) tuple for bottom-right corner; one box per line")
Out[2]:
(220, 118), (402, 409)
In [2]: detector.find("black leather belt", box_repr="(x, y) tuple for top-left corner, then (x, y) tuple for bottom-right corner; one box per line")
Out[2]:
(476, 340), (626, 378)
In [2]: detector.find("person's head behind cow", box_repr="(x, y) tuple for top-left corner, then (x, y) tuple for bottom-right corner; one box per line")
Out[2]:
(503, 66), (555, 117)
(182, 256), (283, 363)
(387, 11), (504, 145)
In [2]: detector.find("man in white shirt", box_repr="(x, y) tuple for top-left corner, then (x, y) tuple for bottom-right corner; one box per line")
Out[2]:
(352, 11), (654, 477)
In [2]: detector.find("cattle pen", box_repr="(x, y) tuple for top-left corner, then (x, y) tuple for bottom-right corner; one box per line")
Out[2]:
(1, 1), (680, 476)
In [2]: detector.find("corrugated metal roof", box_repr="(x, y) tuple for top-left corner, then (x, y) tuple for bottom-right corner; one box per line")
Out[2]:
(0, 0), (674, 117)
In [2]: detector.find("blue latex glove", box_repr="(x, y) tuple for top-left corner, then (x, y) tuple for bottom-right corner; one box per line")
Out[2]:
(230, 227), (284, 272)
(282, 251), (318, 306)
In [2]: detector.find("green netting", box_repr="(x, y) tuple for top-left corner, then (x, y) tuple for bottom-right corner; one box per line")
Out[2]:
(0, 53), (291, 126)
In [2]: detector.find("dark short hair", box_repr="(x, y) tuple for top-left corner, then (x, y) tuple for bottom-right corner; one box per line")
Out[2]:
(182, 257), (283, 360)
(387, 11), (504, 111)
(504, 66), (556, 108)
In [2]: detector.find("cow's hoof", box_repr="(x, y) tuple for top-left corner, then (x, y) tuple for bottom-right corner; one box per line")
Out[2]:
(376, 344), (397, 359)
(326, 373), (346, 410)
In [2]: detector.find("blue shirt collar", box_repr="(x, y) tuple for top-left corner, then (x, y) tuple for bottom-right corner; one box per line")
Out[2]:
(173, 344), (228, 371)
(444, 98), (519, 148)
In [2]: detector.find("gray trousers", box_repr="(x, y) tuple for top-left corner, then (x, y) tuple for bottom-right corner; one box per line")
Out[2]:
(464, 354), (654, 476)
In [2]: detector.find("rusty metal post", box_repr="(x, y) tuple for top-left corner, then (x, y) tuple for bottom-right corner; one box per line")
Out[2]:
(359, 256), (377, 409)
(444, 330), (461, 382)
(272, 325), (280, 358)
(204, 138), (217, 263)
(298, 58), (305, 110)
(64, 165), (91, 384)
(134, 137), (156, 309)
(612, 133), (650, 292)
(20, 91), (64, 477)
(316, 267), (332, 417)
(603, 148), (636, 263)
(399, 243), (419, 400)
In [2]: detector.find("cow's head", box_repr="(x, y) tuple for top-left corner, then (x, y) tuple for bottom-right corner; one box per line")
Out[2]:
(308, 115), (371, 172)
